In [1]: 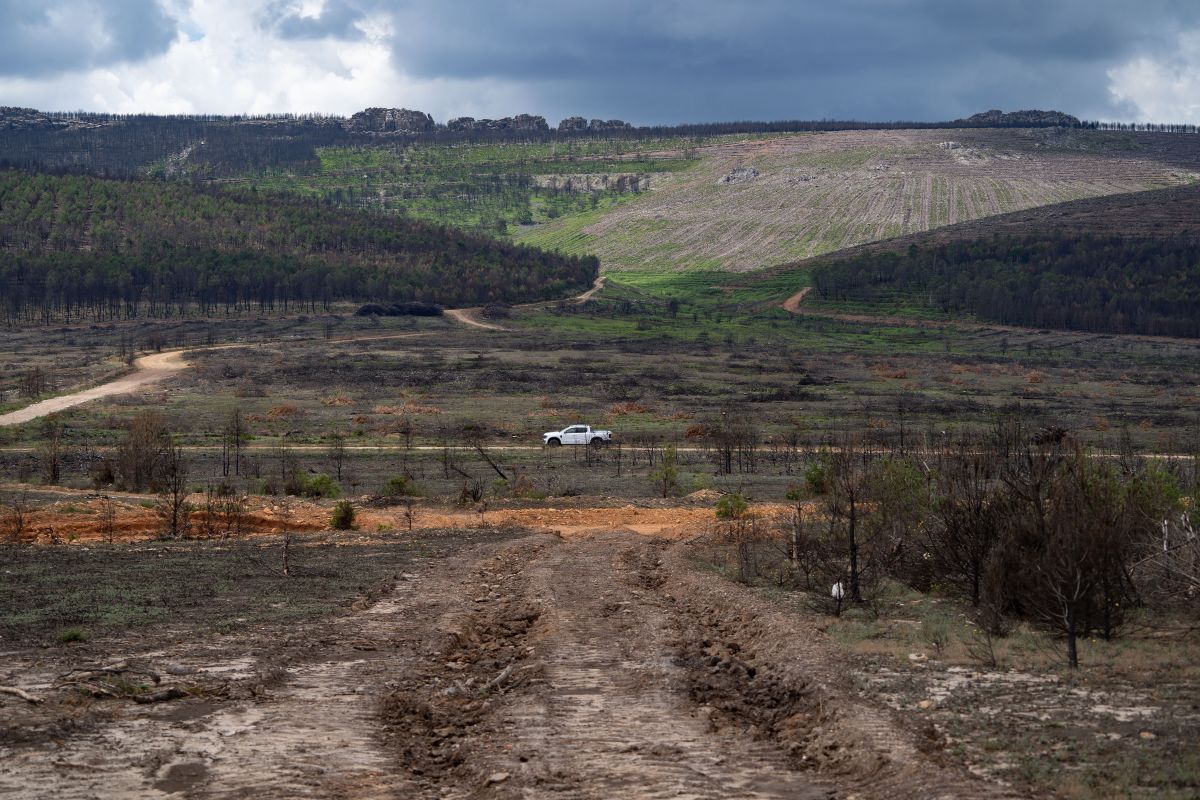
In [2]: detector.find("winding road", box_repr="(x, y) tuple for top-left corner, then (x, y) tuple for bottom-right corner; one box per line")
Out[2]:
(0, 334), (427, 428)
(0, 277), (610, 428)
(0, 350), (194, 427)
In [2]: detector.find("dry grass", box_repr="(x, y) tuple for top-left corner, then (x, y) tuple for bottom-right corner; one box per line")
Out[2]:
(518, 128), (1199, 273)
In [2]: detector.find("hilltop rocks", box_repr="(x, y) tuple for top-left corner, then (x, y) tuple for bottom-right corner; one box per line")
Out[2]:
(557, 117), (633, 133)
(558, 116), (589, 133)
(958, 109), (1080, 127)
(0, 107), (78, 131)
(345, 108), (435, 135)
(718, 167), (759, 185)
(448, 114), (549, 134)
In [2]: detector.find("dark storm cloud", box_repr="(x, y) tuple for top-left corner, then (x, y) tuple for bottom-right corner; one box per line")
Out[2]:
(369, 0), (1199, 122)
(0, 0), (177, 78)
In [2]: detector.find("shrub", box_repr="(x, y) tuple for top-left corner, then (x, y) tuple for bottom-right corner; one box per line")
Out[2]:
(58, 627), (88, 643)
(649, 446), (680, 498)
(294, 473), (340, 499)
(330, 500), (356, 530)
(384, 475), (416, 498)
(715, 492), (749, 520)
(804, 457), (831, 494)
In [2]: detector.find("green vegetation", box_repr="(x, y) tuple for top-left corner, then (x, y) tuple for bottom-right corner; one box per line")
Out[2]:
(330, 500), (356, 530)
(0, 170), (597, 322)
(810, 232), (1200, 337)
(232, 137), (704, 234)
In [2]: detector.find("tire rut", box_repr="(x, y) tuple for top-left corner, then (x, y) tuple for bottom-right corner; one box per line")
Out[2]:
(468, 532), (833, 799)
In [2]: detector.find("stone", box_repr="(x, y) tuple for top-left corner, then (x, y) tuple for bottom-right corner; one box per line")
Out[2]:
(718, 167), (759, 185)
(345, 108), (435, 135)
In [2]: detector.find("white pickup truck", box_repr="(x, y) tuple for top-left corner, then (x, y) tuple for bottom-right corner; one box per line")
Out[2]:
(543, 424), (612, 447)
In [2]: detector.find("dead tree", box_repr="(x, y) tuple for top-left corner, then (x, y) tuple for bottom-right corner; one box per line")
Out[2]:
(2, 489), (31, 542)
(326, 431), (347, 481)
(156, 445), (192, 540)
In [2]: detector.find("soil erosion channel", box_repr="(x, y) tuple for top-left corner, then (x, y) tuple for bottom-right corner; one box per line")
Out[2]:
(2, 531), (1009, 798)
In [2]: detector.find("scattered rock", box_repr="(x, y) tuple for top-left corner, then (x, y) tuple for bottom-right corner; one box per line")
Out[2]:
(1139, 730), (1157, 740)
(918, 699), (937, 710)
(485, 771), (510, 785)
(718, 167), (759, 185)
(557, 117), (632, 133)
(448, 115), (549, 134)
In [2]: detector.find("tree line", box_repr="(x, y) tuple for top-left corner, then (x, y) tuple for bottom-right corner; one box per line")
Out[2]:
(811, 232), (1200, 338)
(6, 109), (1195, 180)
(0, 170), (597, 323)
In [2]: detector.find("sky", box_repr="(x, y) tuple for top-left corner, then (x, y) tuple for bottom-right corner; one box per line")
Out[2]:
(1, 0), (1199, 124)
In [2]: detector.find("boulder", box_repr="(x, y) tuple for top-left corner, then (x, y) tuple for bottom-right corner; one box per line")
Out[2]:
(345, 107), (435, 134)
(957, 109), (1080, 127)
(718, 166), (759, 185)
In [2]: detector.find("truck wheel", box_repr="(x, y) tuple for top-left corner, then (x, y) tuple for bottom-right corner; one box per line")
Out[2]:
(547, 438), (561, 447)
(590, 437), (606, 447)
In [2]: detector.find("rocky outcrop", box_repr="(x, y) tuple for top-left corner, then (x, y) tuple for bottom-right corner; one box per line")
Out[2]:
(448, 114), (549, 134)
(345, 108), (435, 135)
(0, 107), (104, 131)
(557, 116), (589, 133)
(718, 167), (759, 185)
(957, 109), (1080, 127)
(557, 117), (633, 133)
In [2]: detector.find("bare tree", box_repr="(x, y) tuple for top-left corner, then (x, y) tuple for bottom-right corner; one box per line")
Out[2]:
(2, 489), (31, 542)
(38, 419), (65, 485)
(927, 440), (1004, 607)
(222, 407), (246, 477)
(156, 445), (192, 540)
(326, 431), (347, 482)
(100, 496), (117, 544)
(824, 438), (872, 603)
(116, 411), (171, 491)
(20, 367), (46, 399)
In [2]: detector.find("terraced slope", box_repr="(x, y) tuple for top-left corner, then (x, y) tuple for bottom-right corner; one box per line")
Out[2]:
(515, 128), (1200, 275)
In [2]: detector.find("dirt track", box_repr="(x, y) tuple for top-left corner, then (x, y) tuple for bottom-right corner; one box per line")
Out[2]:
(0, 530), (1013, 798)
(443, 308), (509, 331)
(0, 333), (429, 429)
(781, 286), (811, 312)
(0, 350), (190, 427)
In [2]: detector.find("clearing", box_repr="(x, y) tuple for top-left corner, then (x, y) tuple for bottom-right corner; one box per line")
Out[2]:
(516, 127), (1200, 275)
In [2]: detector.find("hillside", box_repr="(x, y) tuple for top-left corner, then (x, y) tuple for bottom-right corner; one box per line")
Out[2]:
(515, 127), (1200, 278)
(0, 170), (597, 322)
(770, 184), (1200, 337)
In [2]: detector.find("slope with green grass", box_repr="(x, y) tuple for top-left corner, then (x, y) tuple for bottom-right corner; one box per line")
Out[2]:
(515, 127), (1200, 284)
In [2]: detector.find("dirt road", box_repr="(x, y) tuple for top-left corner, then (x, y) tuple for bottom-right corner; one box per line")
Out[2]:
(574, 275), (607, 302)
(782, 286), (811, 312)
(443, 275), (606, 332)
(443, 308), (509, 331)
(0, 333), (430, 429)
(0, 531), (1011, 798)
(0, 350), (191, 427)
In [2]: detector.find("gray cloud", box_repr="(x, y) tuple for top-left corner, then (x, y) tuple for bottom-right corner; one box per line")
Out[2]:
(267, 0), (366, 40)
(5, 0), (1199, 122)
(369, 0), (1200, 122)
(0, 0), (177, 78)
